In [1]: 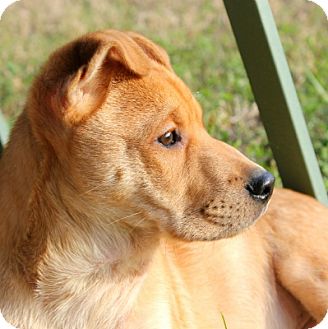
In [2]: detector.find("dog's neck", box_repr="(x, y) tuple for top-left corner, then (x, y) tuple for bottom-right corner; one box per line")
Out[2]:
(0, 113), (160, 328)
(35, 205), (159, 328)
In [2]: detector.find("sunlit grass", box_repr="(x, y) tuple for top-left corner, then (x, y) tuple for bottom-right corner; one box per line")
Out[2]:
(220, 312), (228, 329)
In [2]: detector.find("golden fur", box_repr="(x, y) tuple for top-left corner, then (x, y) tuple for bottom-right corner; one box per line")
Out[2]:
(0, 30), (327, 329)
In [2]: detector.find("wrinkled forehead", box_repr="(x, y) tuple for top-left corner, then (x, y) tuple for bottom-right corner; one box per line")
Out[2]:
(99, 68), (203, 135)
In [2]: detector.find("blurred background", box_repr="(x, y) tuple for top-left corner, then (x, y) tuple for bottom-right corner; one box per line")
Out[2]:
(0, 0), (327, 189)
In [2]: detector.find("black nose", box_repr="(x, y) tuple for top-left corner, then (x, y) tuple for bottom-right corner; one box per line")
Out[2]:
(246, 170), (275, 201)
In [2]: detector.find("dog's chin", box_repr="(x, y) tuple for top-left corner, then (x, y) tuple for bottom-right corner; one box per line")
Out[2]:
(167, 212), (264, 242)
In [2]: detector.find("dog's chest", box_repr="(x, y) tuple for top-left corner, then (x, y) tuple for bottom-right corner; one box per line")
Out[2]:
(127, 234), (311, 329)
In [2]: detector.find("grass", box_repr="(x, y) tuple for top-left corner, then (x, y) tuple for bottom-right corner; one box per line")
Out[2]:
(220, 312), (228, 329)
(0, 0), (327, 190)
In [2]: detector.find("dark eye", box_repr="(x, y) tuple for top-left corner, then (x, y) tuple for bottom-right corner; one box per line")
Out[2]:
(158, 130), (181, 147)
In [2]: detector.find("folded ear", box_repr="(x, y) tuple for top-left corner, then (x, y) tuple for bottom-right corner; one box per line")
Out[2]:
(28, 31), (153, 128)
(126, 31), (173, 71)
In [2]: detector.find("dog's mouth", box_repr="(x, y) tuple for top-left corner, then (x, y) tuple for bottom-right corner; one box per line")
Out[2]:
(174, 205), (265, 241)
(201, 200), (267, 233)
(164, 176), (274, 242)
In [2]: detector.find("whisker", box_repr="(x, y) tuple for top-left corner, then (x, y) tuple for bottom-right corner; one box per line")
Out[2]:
(110, 212), (142, 225)
(79, 183), (107, 196)
(127, 217), (147, 234)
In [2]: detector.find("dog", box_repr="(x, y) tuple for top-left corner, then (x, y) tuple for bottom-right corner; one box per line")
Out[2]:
(0, 30), (327, 329)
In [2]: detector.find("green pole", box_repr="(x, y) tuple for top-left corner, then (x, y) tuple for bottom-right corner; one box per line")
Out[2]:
(223, 0), (328, 205)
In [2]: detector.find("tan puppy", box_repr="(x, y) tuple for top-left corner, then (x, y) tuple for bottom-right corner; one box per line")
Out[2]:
(0, 30), (327, 329)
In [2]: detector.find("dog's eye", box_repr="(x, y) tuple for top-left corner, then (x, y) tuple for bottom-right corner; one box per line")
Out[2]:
(158, 130), (181, 147)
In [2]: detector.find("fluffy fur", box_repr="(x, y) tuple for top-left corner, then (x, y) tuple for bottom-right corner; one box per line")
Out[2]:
(0, 30), (327, 329)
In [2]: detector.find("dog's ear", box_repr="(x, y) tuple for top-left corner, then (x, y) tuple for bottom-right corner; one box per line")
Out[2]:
(28, 31), (153, 128)
(126, 31), (173, 71)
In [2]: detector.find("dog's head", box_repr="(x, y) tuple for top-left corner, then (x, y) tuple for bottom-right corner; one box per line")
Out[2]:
(27, 30), (274, 241)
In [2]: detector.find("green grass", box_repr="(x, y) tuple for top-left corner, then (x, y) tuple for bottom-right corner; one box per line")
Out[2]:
(0, 0), (327, 190)
(220, 312), (228, 329)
